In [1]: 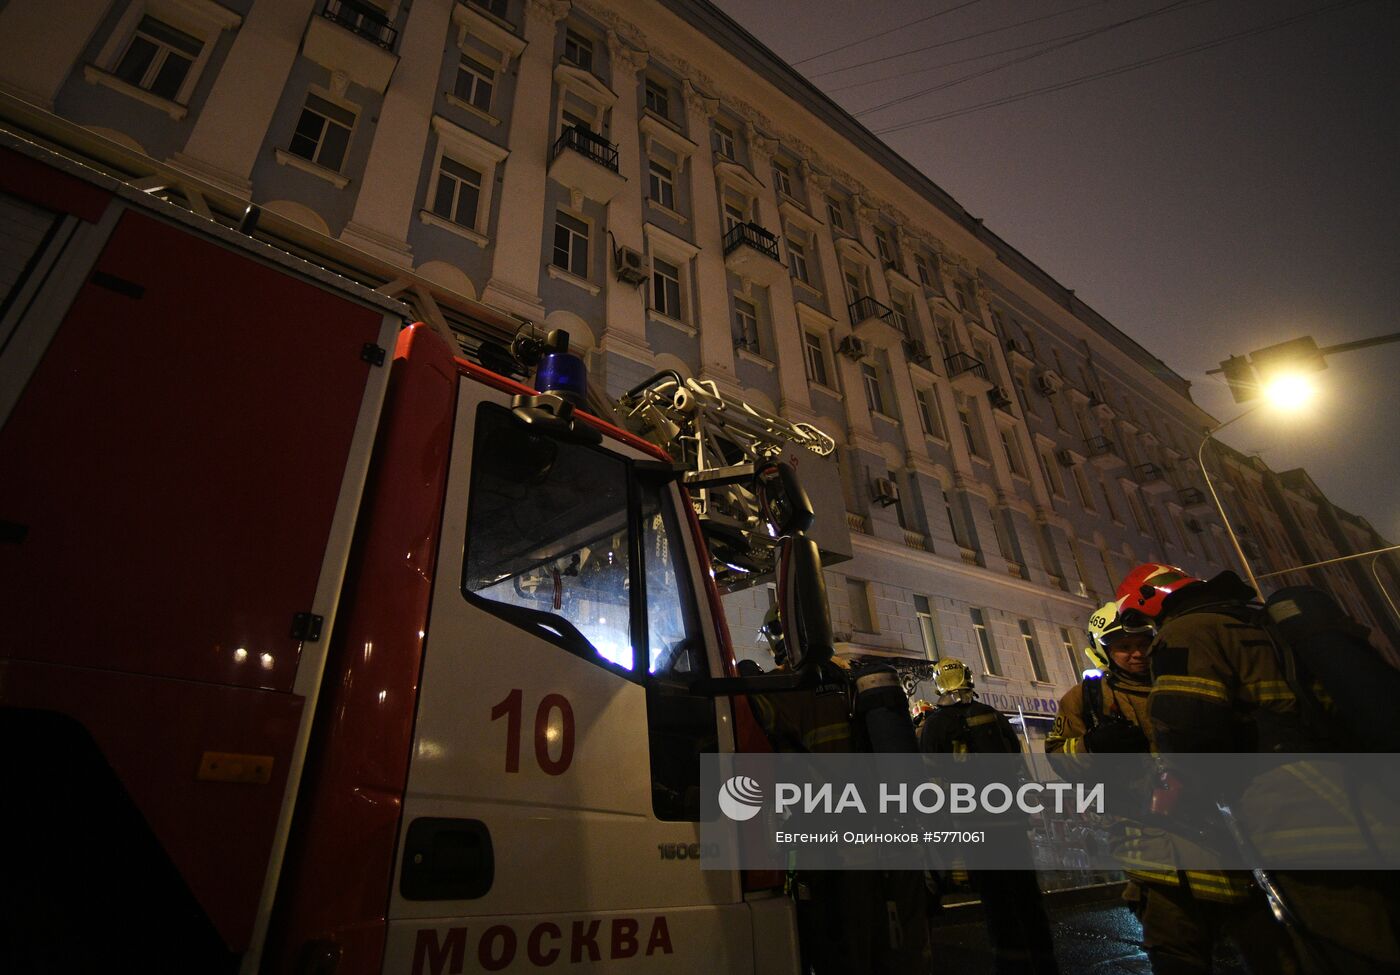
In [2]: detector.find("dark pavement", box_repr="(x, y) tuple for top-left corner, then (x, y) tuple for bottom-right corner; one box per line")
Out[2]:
(930, 887), (1252, 973)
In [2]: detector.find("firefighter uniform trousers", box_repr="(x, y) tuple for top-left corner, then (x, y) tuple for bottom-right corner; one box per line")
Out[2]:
(922, 700), (1059, 975)
(1150, 601), (1400, 973)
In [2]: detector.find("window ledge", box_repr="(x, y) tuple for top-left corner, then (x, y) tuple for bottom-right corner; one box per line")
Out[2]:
(1029, 680), (1057, 688)
(736, 348), (775, 370)
(872, 411), (899, 424)
(274, 148), (350, 188)
(810, 382), (843, 401)
(444, 92), (501, 127)
(645, 199), (689, 224)
(792, 277), (821, 298)
(418, 209), (488, 246)
(547, 263), (600, 295)
(641, 106), (681, 132)
(980, 672), (1009, 681)
(649, 311), (695, 336)
(83, 65), (187, 120)
(970, 454), (991, 466)
(924, 434), (949, 447)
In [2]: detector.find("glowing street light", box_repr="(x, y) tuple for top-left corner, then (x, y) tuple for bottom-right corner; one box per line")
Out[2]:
(1260, 372), (1316, 412)
(1210, 331), (1399, 404)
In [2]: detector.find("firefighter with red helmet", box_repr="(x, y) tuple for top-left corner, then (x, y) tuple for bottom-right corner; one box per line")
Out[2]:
(1128, 562), (1400, 972)
(1049, 599), (1285, 974)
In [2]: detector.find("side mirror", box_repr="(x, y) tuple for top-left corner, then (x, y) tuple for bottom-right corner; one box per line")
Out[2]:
(775, 533), (833, 674)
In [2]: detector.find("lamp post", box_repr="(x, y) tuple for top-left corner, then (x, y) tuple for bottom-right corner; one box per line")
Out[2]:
(1197, 406), (1263, 594)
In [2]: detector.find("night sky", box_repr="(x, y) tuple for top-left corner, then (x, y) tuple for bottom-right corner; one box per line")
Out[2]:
(712, 0), (1399, 540)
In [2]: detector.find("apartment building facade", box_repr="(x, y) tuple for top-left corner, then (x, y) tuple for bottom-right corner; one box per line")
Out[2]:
(0, 0), (1258, 740)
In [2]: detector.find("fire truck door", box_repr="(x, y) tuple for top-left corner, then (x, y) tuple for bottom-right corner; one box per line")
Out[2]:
(383, 380), (757, 973)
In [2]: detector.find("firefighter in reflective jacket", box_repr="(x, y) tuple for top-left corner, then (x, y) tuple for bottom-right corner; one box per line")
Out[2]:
(748, 606), (931, 974)
(1048, 601), (1278, 975)
(920, 658), (1059, 975)
(1129, 563), (1400, 974)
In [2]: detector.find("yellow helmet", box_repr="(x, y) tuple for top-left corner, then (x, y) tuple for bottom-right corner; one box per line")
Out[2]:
(1085, 600), (1155, 670)
(930, 657), (974, 696)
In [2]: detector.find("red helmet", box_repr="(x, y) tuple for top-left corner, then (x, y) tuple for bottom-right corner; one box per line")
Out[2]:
(1115, 563), (1200, 620)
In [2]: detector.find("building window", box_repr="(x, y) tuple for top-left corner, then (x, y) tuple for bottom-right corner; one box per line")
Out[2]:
(916, 388), (946, 440)
(890, 295), (911, 336)
(723, 200), (747, 235)
(1060, 626), (1080, 676)
(874, 228), (894, 266)
(289, 94), (355, 172)
(847, 579), (876, 633)
(788, 235), (811, 284)
(1040, 448), (1064, 497)
(825, 195), (846, 232)
(114, 16), (202, 101)
(935, 316), (958, 359)
(803, 331), (828, 387)
(733, 297), (759, 353)
(971, 608), (1000, 675)
(887, 469), (910, 529)
(1100, 473), (1121, 522)
(952, 278), (971, 311)
(843, 267), (867, 305)
(651, 257), (682, 320)
(469, 0), (508, 17)
(942, 487), (968, 548)
(644, 79), (670, 118)
(915, 253), (934, 288)
(431, 157), (482, 227)
(647, 159), (675, 209)
(552, 211), (589, 278)
(861, 362), (885, 415)
(1071, 465), (1095, 511)
(563, 29), (593, 71)
(454, 54), (495, 112)
(1000, 428), (1025, 476)
(772, 163), (793, 198)
(914, 595), (941, 659)
(959, 399), (981, 457)
(713, 122), (736, 158)
(1020, 620), (1049, 682)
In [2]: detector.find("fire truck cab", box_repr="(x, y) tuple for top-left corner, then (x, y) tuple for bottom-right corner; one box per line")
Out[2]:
(0, 134), (823, 973)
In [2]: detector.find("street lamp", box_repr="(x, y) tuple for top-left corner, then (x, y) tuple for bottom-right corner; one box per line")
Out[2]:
(1210, 331), (1400, 404)
(1197, 407), (1264, 594)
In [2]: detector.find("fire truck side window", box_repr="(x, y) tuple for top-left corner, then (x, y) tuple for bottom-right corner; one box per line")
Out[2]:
(462, 404), (636, 672)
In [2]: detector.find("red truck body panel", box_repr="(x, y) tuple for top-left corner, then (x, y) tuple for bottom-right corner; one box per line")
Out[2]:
(0, 207), (389, 951)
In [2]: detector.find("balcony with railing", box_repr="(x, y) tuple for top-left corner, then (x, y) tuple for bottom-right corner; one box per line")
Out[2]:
(847, 295), (896, 332)
(1085, 435), (1124, 469)
(548, 125), (625, 204)
(1135, 462), (1174, 495)
(723, 221), (783, 286)
(944, 351), (992, 395)
(322, 0), (397, 47)
(304, 0), (400, 93)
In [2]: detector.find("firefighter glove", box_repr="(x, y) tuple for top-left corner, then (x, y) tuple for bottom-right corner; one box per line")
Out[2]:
(1084, 718), (1150, 753)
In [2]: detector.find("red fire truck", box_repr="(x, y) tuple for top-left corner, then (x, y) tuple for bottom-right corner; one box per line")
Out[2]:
(0, 134), (837, 973)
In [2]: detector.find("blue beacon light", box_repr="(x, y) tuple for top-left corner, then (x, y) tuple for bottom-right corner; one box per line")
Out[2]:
(534, 329), (588, 407)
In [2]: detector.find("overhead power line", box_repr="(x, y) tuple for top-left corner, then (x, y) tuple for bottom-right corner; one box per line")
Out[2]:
(855, 0), (1208, 118)
(810, 0), (1113, 80)
(872, 0), (1374, 134)
(792, 0), (985, 66)
(827, 16), (1148, 94)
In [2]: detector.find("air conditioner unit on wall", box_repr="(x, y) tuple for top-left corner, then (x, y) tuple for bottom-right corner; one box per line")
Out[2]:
(988, 385), (1013, 409)
(872, 476), (900, 507)
(613, 245), (648, 285)
(838, 335), (868, 360)
(1056, 449), (1077, 467)
(1036, 370), (1063, 396)
(902, 338), (930, 365)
